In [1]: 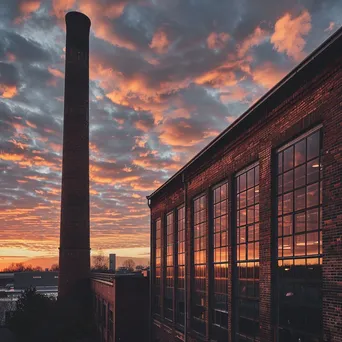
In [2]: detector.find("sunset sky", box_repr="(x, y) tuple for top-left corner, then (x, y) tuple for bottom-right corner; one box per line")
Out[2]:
(0, 0), (341, 269)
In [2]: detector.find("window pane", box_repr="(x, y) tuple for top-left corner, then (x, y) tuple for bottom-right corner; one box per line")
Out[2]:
(283, 193), (293, 214)
(307, 131), (320, 160)
(295, 188), (305, 211)
(295, 139), (306, 166)
(283, 170), (294, 192)
(295, 234), (306, 256)
(295, 165), (306, 188)
(307, 159), (319, 184)
(278, 152), (283, 174)
(283, 215), (292, 236)
(307, 183), (319, 208)
(307, 232), (319, 255)
(307, 209), (318, 232)
(295, 212), (305, 233)
(283, 146), (294, 171)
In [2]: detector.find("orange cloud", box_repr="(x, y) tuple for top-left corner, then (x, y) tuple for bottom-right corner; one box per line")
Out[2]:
(271, 11), (311, 61)
(168, 108), (191, 119)
(48, 67), (64, 78)
(49, 142), (62, 153)
(207, 32), (230, 50)
(130, 180), (162, 191)
(220, 86), (248, 103)
(20, 1), (40, 15)
(251, 62), (287, 88)
(237, 27), (268, 57)
(90, 164), (140, 186)
(52, 0), (76, 19)
(26, 120), (37, 129)
(14, 0), (40, 23)
(150, 29), (169, 54)
(78, 1), (134, 50)
(0, 84), (18, 98)
(159, 120), (206, 147)
(79, 0), (125, 20)
(0, 153), (25, 162)
(195, 69), (237, 88)
(134, 120), (153, 133)
(9, 139), (29, 150)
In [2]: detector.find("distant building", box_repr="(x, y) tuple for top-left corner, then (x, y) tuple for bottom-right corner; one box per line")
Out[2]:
(115, 267), (130, 274)
(109, 254), (116, 272)
(91, 273), (149, 342)
(147, 28), (342, 342)
(0, 274), (14, 289)
(14, 272), (58, 289)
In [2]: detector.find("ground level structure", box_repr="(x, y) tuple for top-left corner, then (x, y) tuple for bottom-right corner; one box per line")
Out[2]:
(147, 27), (342, 342)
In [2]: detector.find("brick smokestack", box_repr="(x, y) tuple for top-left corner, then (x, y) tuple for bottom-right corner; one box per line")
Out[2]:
(59, 11), (91, 298)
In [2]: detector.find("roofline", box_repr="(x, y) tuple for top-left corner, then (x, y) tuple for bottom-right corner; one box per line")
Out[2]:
(147, 26), (342, 200)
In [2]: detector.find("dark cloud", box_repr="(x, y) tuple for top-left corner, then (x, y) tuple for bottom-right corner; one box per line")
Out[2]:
(0, 30), (51, 63)
(0, 62), (20, 86)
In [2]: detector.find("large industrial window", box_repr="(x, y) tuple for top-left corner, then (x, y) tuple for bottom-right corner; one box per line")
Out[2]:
(235, 163), (260, 341)
(276, 127), (323, 342)
(211, 182), (229, 341)
(164, 211), (174, 321)
(176, 206), (185, 328)
(192, 194), (207, 336)
(154, 218), (162, 317)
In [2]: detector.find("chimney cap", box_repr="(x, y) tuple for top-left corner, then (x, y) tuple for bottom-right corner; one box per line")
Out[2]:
(65, 11), (91, 28)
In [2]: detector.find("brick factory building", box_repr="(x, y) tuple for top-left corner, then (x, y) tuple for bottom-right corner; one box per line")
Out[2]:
(91, 273), (149, 342)
(147, 27), (342, 342)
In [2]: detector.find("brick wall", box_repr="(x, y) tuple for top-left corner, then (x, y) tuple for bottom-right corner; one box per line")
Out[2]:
(150, 40), (342, 342)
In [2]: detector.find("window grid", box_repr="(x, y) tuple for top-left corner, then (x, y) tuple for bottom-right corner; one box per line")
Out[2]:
(176, 206), (185, 328)
(154, 218), (162, 317)
(192, 194), (207, 336)
(212, 182), (229, 338)
(277, 128), (323, 341)
(164, 211), (174, 321)
(236, 164), (260, 341)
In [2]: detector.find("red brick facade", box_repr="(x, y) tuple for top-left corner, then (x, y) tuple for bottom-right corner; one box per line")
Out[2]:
(91, 276), (149, 342)
(149, 28), (342, 342)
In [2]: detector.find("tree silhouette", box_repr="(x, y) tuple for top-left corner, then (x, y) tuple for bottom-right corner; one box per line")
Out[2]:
(91, 251), (108, 271)
(7, 287), (56, 341)
(122, 259), (135, 271)
(50, 264), (59, 271)
(2, 263), (35, 272)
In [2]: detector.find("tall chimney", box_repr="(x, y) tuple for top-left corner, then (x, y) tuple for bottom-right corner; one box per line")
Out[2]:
(59, 11), (91, 298)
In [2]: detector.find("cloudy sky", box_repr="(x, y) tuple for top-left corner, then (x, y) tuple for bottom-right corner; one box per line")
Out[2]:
(0, 0), (341, 266)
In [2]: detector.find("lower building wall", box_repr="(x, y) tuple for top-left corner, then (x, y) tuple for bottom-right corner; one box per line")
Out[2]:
(115, 277), (149, 342)
(91, 276), (149, 342)
(152, 320), (185, 342)
(91, 279), (115, 342)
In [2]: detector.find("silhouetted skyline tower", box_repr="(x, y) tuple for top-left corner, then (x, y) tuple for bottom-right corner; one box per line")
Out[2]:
(59, 11), (91, 298)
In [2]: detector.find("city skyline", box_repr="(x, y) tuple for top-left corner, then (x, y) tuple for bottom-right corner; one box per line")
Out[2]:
(1, 0), (341, 268)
